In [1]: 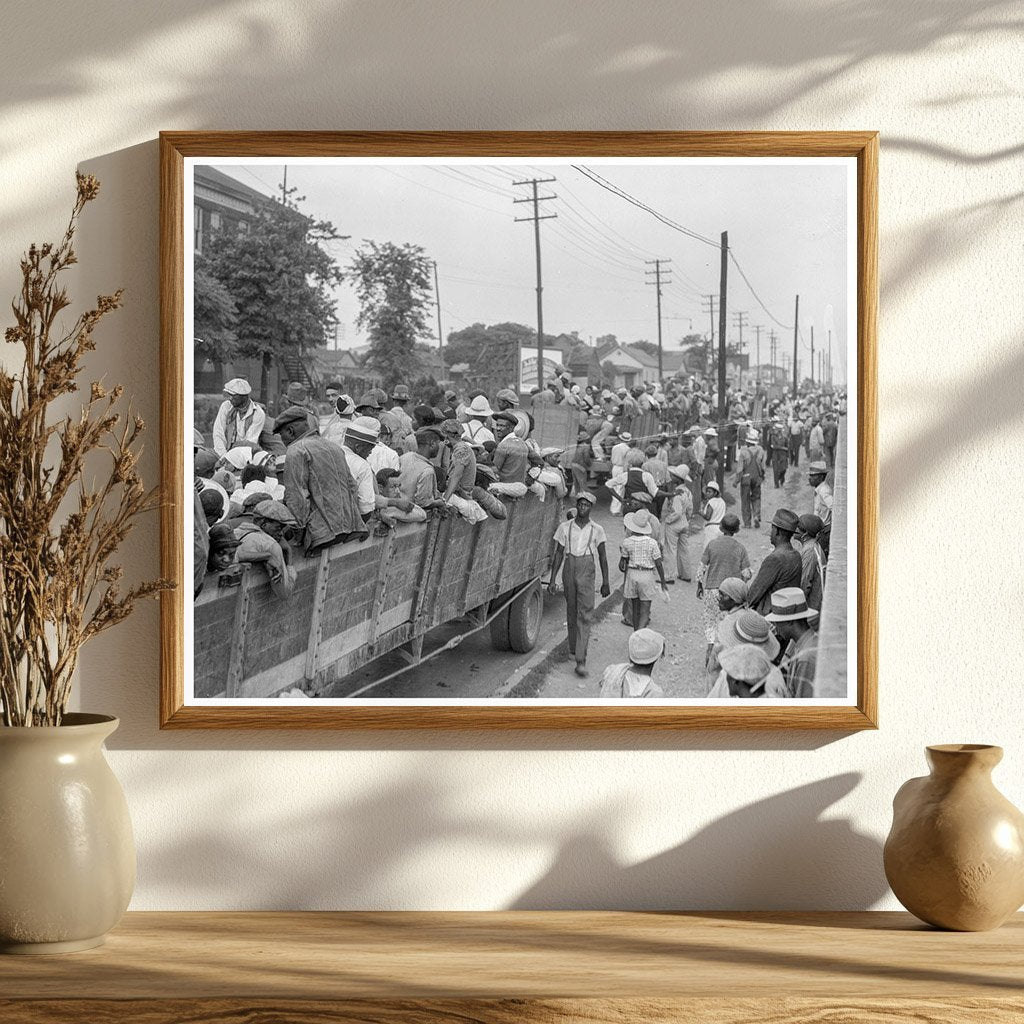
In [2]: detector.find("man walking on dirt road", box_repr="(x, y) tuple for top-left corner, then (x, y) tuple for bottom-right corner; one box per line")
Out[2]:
(548, 493), (611, 679)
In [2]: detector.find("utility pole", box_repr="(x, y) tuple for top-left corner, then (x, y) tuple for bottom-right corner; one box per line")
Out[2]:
(645, 259), (672, 380)
(828, 328), (832, 388)
(701, 294), (717, 378)
(769, 329), (777, 381)
(514, 177), (558, 391)
(792, 294), (800, 399)
(732, 310), (748, 385)
(433, 261), (445, 381)
(753, 325), (763, 384)
(281, 165), (288, 204)
(717, 231), (728, 491)
(810, 324), (815, 386)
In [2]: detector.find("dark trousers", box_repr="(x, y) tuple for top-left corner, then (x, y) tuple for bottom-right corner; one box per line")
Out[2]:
(771, 449), (788, 488)
(570, 465), (588, 495)
(740, 478), (762, 527)
(563, 553), (595, 666)
(825, 444), (836, 468)
(788, 436), (801, 466)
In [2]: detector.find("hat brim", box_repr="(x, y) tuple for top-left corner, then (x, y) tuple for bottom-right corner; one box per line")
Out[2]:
(765, 608), (820, 623)
(717, 620), (781, 660)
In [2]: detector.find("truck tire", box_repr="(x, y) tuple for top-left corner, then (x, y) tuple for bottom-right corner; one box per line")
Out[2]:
(489, 607), (512, 651)
(507, 581), (543, 653)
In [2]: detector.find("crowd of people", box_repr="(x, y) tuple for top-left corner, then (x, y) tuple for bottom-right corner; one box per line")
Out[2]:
(193, 366), (845, 702)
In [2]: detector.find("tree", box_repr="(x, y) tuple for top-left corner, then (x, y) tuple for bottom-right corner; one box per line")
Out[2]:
(199, 189), (343, 403)
(443, 321), (536, 390)
(193, 259), (238, 366)
(347, 241), (433, 389)
(629, 339), (658, 358)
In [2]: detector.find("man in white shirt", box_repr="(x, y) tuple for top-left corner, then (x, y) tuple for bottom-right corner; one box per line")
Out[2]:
(807, 461), (833, 527)
(547, 492), (610, 678)
(212, 378), (265, 456)
(462, 394), (495, 446)
(608, 432), (633, 515)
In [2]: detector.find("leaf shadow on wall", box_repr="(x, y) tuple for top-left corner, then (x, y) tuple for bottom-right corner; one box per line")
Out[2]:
(511, 773), (887, 911)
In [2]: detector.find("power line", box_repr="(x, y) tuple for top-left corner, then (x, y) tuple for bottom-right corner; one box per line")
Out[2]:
(513, 176), (558, 390)
(572, 165), (720, 249)
(645, 258), (672, 378)
(728, 251), (793, 330)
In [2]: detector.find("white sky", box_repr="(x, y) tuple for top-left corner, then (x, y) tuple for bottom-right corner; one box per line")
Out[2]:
(211, 157), (851, 383)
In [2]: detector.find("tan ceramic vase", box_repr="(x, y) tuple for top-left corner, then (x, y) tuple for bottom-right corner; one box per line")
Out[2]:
(884, 744), (1024, 930)
(0, 714), (135, 953)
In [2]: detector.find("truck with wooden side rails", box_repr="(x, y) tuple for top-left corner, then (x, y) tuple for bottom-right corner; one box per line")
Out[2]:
(194, 406), (579, 700)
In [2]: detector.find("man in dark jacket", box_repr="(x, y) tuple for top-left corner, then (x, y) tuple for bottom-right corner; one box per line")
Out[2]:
(746, 508), (803, 615)
(275, 405), (366, 555)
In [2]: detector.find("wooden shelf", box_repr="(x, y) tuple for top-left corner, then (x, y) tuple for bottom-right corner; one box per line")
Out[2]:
(1, 911), (1022, 1022)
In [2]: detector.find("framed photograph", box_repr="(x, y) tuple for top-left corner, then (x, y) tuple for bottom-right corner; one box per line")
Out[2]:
(160, 131), (877, 729)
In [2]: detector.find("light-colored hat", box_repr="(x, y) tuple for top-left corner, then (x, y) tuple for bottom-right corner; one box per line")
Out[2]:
(575, 491), (598, 506)
(223, 378), (251, 396)
(252, 500), (297, 525)
(345, 416), (382, 444)
(718, 643), (772, 688)
(718, 609), (781, 660)
(764, 587), (820, 623)
(222, 446), (255, 470)
(623, 509), (653, 535)
(718, 577), (749, 604)
(539, 446), (565, 460)
(193, 428), (204, 447)
(618, 431), (632, 442)
(704, 480), (721, 493)
(668, 464), (690, 481)
(467, 395), (494, 417)
(495, 388), (520, 408)
(703, 427), (718, 437)
(250, 450), (276, 469)
(628, 628), (665, 666)
(808, 461), (828, 475)
(745, 430), (760, 443)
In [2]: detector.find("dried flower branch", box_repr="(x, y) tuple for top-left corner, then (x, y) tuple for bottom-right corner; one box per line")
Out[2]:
(0, 174), (174, 727)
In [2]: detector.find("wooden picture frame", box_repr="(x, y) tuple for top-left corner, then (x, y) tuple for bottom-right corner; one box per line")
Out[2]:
(160, 131), (877, 730)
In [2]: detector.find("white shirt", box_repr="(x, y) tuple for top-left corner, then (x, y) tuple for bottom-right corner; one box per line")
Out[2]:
(814, 481), (834, 526)
(553, 518), (607, 558)
(367, 443), (400, 475)
(610, 442), (630, 470)
(463, 419), (495, 446)
(343, 448), (377, 515)
(212, 399), (266, 456)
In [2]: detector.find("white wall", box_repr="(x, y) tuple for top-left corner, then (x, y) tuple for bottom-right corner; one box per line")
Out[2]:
(2, 0), (1021, 910)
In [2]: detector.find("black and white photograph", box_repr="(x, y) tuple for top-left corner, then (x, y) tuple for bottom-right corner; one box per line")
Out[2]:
(182, 148), (865, 714)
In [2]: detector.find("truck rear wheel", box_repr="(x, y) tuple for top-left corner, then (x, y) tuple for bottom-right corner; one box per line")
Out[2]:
(489, 607), (511, 650)
(507, 581), (543, 653)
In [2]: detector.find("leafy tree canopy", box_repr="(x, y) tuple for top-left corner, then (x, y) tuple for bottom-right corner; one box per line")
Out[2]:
(347, 241), (433, 389)
(196, 188), (343, 395)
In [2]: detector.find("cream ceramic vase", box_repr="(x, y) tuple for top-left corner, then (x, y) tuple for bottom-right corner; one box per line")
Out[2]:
(884, 744), (1024, 931)
(0, 713), (135, 953)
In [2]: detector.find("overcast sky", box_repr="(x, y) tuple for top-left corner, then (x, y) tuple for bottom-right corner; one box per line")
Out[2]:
(210, 157), (851, 383)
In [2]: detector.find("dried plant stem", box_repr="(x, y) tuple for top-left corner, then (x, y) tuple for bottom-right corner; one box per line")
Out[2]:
(0, 174), (173, 727)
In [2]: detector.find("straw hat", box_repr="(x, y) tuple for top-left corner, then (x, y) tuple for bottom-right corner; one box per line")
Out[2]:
(717, 609), (780, 660)
(623, 509), (653, 535)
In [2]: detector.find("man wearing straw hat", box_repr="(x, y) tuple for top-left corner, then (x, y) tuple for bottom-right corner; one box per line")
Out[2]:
(660, 463), (693, 583)
(735, 428), (766, 529)
(549, 492), (611, 678)
(765, 587), (820, 698)
(707, 608), (788, 698)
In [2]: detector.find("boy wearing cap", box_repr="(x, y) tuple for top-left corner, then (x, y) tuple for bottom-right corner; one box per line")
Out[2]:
(746, 508), (804, 615)
(766, 587), (820, 698)
(549, 493), (610, 677)
(619, 509), (668, 631)
(599, 628), (665, 698)
(212, 378), (266, 457)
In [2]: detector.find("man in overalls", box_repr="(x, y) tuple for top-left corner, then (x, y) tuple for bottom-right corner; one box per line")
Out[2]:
(548, 492), (611, 678)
